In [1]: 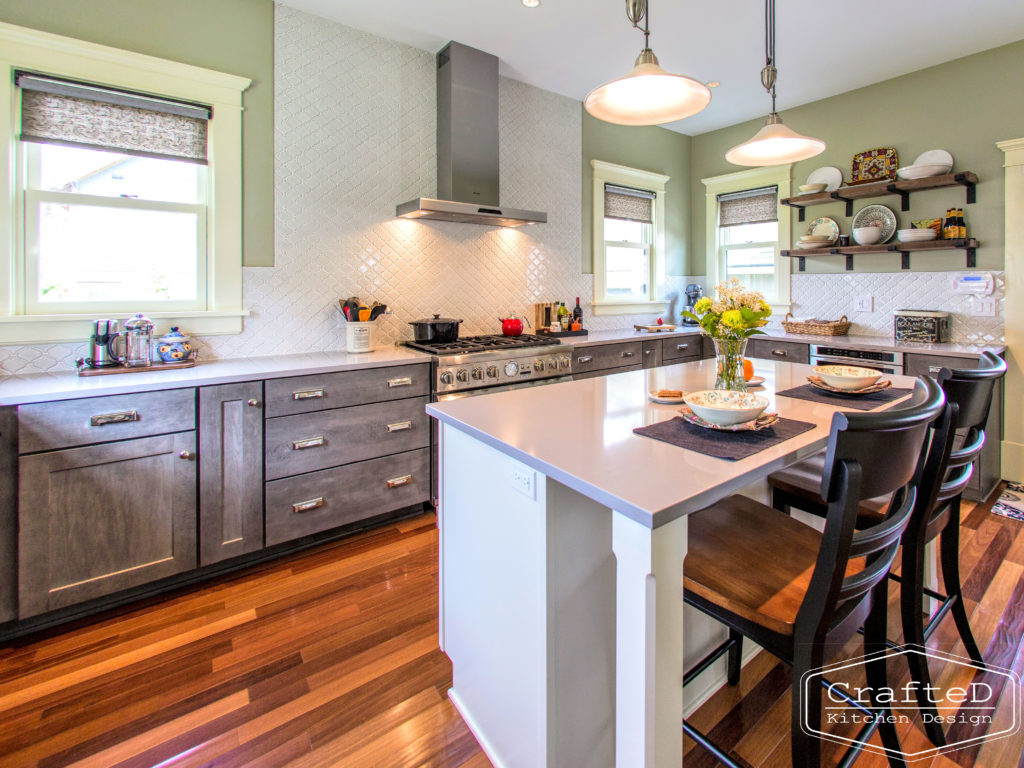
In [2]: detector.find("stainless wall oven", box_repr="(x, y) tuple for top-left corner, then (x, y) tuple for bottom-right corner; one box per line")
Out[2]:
(809, 344), (904, 375)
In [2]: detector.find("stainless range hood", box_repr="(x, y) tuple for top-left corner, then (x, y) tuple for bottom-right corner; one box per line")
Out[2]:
(396, 42), (547, 228)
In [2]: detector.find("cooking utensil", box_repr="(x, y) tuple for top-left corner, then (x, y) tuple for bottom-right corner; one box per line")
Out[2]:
(409, 314), (463, 342)
(369, 303), (387, 320)
(358, 308), (371, 322)
(499, 316), (530, 337)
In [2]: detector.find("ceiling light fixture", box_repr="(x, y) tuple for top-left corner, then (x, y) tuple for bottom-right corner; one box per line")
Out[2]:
(521, 0), (540, 7)
(725, 0), (824, 166)
(584, 0), (711, 126)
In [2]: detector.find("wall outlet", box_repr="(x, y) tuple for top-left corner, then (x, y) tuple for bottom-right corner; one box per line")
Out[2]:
(854, 295), (873, 312)
(973, 297), (996, 317)
(510, 462), (536, 500)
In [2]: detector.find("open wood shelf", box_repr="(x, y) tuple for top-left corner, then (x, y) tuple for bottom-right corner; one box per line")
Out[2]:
(780, 172), (978, 220)
(781, 238), (978, 272)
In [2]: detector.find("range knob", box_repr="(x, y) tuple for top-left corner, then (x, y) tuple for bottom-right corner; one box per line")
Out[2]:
(439, 370), (454, 385)
(534, 359), (544, 372)
(456, 369), (469, 382)
(486, 364), (499, 378)
(559, 356), (570, 369)
(547, 359), (557, 371)
(471, 367), (483, 380)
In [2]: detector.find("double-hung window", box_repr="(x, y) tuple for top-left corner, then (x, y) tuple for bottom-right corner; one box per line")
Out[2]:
(716, 186), (778, 297)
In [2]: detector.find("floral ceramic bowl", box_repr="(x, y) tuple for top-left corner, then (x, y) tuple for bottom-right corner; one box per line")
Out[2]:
(813, 365), (882, 391)
(682, 390), (769, 427)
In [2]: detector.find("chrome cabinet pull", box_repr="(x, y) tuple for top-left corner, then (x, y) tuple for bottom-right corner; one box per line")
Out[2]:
(178, 450), (195, 460)
(292, 388), (324, 401)
(292, 435), (325, 450)
(90, 410), (139, 427)
(622, 351), (636, 358)
(644, 349), (652, 355)
(387, 377), (412, 388)
(292, 497), (324, 513)
(386, 420), (413, 433)
(577, 355), (593, 364)
(386, 474), (413, 489)
(246, 398), (261, 407)
(676, 343), (689, 351)
(770, 349), (788, 357)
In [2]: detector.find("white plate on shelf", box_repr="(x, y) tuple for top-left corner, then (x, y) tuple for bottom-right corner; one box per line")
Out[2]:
(806, 166), (843, 192)
(914, 149), (953, 167)
(852, 205), (897, 243)
(897, 163), (950, 180)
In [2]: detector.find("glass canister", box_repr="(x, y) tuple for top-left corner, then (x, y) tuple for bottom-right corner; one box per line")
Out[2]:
(122, 313), (154, 367)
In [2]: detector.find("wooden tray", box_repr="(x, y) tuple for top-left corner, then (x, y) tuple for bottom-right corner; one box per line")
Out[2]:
(77, 357), (198, 377)
(634, 324), (678, 333)
(536, 328), (588, 338)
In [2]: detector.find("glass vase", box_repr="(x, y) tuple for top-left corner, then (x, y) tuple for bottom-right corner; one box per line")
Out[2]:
(713, 337), (748, 392)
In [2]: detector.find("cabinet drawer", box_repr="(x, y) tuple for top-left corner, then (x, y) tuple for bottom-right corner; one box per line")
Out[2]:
(264, 364), (429, 417)
(642, 340), (662, 369)
(265, 396), (429, 480)
(903, 353), (979, 378)
(661, 336), (701, 362)
(571, 342), (643, 374)
(748, 339), (809, 364)
(265, 448), (429, 546)
(18, 389), (195, 454)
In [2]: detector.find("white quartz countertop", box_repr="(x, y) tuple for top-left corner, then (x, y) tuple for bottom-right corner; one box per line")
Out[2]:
(0, 347), (430, 406)
(427, 359), (918, 529)
(560, 327), (701, 347)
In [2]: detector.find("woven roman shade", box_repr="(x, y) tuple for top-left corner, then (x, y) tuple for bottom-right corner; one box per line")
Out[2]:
(17, 72), (211, 163)
(717, 186), (778, 227)
(605, 183), (655, 223)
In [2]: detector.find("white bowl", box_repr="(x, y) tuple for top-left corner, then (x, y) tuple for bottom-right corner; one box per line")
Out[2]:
(799, 183), (828, 194)
(853, 227), (883, 245)
(683, 390), (769, 427)
(897, 228), (937, 242)
(799, 234), (832, 242)
(814, 365), (882, 391)
(896, 163), (951, 180)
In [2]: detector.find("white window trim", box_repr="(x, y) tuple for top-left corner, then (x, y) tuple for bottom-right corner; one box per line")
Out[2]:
(0, 22), (251, 344)
(591, 159), (669, 316)
(702, 165), (792, 311)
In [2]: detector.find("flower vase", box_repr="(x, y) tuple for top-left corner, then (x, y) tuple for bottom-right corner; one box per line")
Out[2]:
(713, 337), (748, 392)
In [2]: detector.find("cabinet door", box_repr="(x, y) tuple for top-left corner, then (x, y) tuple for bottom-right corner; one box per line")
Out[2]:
(0, 408), (16, 624)
(199, 382), (264, 566)
(661, 336), (700, 363)
(19, 433), (197, 618)
(642, 340), (662, 369)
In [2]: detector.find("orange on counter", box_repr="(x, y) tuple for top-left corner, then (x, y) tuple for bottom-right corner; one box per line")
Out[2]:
(743, 358), (754, 381)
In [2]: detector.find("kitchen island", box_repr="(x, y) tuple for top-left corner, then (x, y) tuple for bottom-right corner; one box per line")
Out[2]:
(427, 359), (918, 768)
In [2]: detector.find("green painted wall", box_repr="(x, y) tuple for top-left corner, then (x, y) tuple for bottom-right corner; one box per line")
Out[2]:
(582, 109), (691, 275)
(0, 0), (275, 267)
(690, 39), (1024, 275)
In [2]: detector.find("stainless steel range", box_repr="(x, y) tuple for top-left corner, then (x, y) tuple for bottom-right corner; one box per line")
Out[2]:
(404, 334), (572, 399)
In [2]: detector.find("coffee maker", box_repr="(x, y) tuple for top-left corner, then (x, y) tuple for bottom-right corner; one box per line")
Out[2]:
(84, 319), (122, 368)
(682, 283), (703, 325)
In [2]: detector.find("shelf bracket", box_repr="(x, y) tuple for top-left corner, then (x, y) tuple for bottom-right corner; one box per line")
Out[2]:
(780, 199), (807, 221)
(885, 183), (911, 212)
(798, 256), (806, 272)
(966, 246), (976, 268)
(954, 172), (977, 204)
(888, 244), (911, 269)
(845, 254), (855, 271)
(830, 191), (854, 217)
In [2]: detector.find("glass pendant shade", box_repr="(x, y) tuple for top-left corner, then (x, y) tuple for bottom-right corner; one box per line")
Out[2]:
(585, 51), (712, 126)
(725, 114), (826, 166)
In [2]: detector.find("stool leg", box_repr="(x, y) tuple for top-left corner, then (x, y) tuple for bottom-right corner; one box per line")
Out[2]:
(727, 628), (743, 686)
(900, 537), (947, 747)
(771, 487), (788, 514)
(791, 647), (823, 768)
(865, 579), (909, 767)
(940, 499), (985, 666)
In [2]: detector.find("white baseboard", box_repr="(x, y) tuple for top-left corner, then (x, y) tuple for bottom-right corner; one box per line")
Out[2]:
(448, 687), (510, 768)
(684, 642), (764, 717)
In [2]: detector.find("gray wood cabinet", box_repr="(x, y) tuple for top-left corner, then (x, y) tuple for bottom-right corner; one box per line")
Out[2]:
(661, 336), (701, 363)
(264, 364), (429, 418)
(747, 338), (809, 364)
(642, 340), (662, 369)
(571, 342), (643, 376)
(199, 382), (265, 566)
(0, 408), (16, 624)
(18, 432), (197, 618)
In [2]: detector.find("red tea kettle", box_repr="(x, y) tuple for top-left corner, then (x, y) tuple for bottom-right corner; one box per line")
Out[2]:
(499, 316), (530, 337)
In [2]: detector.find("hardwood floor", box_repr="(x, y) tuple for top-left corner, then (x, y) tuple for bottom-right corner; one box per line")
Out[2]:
(0, 488), (1020, 767)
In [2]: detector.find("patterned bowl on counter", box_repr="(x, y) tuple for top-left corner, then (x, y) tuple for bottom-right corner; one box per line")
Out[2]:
(813, 365), (882, 391)
(682, 390), (769, 427)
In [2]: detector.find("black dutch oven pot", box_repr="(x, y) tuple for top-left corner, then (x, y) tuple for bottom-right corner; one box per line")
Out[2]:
(409, 314), (463, 342)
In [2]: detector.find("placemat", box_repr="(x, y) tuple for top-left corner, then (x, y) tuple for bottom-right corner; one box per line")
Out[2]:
(775, 384), (913, 411)
(633, 416), (816, 461)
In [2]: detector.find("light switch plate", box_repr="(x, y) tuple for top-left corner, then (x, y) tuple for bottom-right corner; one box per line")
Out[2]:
(510, 461), (536, 499)
(854, 295), (873, 312)
(974, 297), (996, 317)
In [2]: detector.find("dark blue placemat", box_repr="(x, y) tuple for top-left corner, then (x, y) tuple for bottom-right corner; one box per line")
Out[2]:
(775, 384), (913, 411)
(633, 416), (816, 460)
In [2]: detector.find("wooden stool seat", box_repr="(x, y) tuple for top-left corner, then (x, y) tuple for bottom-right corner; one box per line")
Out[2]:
(685, 495), (862, 636)
(769, 452), (891, 523)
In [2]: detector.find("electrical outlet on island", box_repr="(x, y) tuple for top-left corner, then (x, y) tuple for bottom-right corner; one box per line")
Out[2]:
(853, 295), (873, 312)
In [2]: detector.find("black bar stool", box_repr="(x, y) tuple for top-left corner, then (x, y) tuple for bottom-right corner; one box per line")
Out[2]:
(767, 351), (1006, 747)
(683, 377), (946, 768)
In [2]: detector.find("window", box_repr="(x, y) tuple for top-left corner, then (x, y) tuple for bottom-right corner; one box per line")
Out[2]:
(716, 187), (778, 297)
(591, 160), (669, 315)
(702, 166), (792, 309)
(0, 23), (250, 343)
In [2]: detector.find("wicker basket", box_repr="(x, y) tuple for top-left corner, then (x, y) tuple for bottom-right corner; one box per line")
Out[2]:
(781, 313), (851, 336)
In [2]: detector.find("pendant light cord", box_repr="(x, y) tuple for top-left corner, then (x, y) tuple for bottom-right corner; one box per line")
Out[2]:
(762, 0), (778, 114)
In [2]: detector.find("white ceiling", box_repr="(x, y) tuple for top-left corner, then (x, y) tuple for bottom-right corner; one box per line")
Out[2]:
(278, 0), (1024, 136)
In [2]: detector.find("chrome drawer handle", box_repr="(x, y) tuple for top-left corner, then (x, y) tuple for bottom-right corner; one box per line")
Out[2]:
(387, 377), (412, 388)
(928, 365), (943, 374)
(770, 349), (788, 357)
(386, 474), (413, 489)
(577, 355), (593, 363)
(644, 349), (653, 355)
(292, 388), (324, 400)
(292, 435), (325, 450)
(622, 351), (636, 358)
(386, 420), (413, 433)
(90, 410), (139, 427)
(676, 343), (689, 350)
(292, 497), (324, 513)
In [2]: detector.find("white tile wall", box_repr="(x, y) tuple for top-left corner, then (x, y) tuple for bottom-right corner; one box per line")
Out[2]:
(782, 271), (1005, 343)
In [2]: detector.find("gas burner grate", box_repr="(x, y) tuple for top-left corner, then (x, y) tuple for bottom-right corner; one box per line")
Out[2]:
(403, 334), (560, 355)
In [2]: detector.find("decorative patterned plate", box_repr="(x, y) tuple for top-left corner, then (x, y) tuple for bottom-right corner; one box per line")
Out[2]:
(850, 147), (898, 184)
(806, 217), (840, 243)
(807, 376), (893, 396)
(678, 405), (780, 432)
(649, 390), (687, 404)
(852, 204), (897, 243)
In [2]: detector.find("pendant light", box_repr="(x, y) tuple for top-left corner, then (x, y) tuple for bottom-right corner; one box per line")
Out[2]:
(725, 0), (825, 166)
(585, 0), (711, 126)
